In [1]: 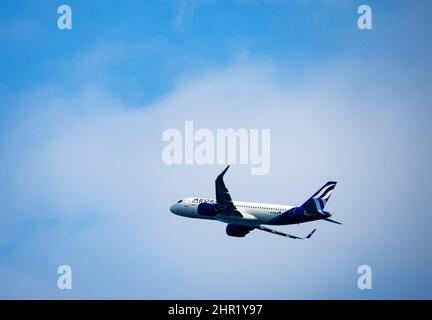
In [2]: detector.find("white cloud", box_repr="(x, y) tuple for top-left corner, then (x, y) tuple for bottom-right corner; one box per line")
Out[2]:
(173, 0), (204, 30)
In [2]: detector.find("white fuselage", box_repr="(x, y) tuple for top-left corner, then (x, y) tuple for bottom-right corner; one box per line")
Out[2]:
(170, 197), (294, 226)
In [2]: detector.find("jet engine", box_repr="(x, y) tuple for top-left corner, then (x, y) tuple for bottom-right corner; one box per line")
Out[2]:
(197, 202), (218, 217)
(226, 224), (255, 237)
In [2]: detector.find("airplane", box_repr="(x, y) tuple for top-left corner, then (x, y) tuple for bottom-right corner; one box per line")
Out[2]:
(170, 166), (340, 239)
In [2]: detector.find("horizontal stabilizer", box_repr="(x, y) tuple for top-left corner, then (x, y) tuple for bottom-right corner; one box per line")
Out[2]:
(323, 218), (342, 225)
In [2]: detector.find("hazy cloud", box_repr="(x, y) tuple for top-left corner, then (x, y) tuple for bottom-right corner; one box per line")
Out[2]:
(1, 54), (431, 298)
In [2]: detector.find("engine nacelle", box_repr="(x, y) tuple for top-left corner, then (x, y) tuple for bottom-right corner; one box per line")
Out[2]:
(226, 224), (254, 237)
(197, 202), (218, 217)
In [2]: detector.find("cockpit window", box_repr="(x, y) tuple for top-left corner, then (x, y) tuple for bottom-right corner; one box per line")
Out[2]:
(177, 200), (183, 203)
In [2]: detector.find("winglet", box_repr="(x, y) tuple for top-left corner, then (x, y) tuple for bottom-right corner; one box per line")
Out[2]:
(305, 228), (317, 239)
(219, 165), (230, 177)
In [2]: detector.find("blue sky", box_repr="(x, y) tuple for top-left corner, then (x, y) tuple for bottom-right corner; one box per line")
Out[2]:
(0, 0), (432, 299)
(2, 0), (422, 103)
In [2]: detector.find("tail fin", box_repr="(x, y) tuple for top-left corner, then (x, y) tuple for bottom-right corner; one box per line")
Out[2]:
(301, 181), (337, 216)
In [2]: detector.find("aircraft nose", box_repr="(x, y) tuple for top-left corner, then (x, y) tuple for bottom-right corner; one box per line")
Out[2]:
(170, 204), (177, 214)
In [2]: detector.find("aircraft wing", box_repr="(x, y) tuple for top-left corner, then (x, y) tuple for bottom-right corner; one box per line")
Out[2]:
(256, 226), (317, 239)
(215, 166), (242, 217)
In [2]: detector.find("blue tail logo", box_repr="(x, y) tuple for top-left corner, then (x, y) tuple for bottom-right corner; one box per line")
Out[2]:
(301, 181), (337, 216)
